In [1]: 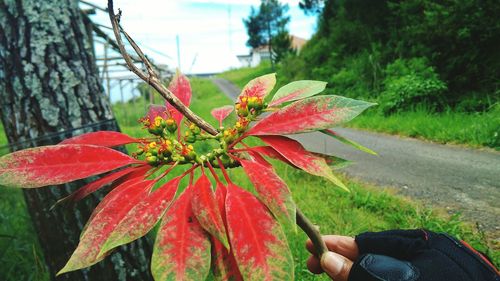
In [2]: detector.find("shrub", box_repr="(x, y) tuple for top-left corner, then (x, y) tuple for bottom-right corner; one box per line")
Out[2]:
(378, 58), (447, 115)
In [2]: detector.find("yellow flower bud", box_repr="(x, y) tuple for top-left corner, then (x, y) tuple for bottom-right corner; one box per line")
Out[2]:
(154, 116), (163, 127)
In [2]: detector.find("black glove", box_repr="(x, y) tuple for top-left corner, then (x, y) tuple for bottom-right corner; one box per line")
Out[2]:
(348, 229), (500, 281)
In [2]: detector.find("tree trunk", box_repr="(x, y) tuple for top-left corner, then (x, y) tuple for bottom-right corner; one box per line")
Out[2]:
(0, 1), (153, 280)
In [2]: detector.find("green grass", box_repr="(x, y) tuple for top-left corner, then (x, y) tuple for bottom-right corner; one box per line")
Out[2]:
(0, 125), (50, 281)
(218, 62), (273, 89)
(347, 107), (500, 150)
(0, 78), (498, 281)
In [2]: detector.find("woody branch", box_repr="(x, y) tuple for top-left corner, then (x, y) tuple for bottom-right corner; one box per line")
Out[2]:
(107, 0), (218, 136)
(107, 0), (328, 263)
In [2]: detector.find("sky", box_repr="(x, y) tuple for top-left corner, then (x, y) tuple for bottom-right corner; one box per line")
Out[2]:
(82, 0), (317, 102)
(84, 0), (317, 72)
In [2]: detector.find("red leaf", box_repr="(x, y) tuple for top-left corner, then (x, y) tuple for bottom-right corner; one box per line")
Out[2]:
(58, 180), (155, 274)
(225, 184), (294, 280)
(147, 104), (169, 122)
(167, 72), (192, 125)
(240, 156), (296, 226)
(259, 136), (348, 191)
(0, 145), (137, 188)
(212, 183), (243, 281)
(211, 105), (234, 127)
(237, 73), (276, 101)
(151, 185), (211, 280)
(191, 173), (229, 249)
(82, 174), (147, 233)
(52, 165), (149, 208)
(215, 182), (227, 224)
(247, 146), (295, 167)
(100, 176), (182, 254)
(59, 131), (139, 147)
(247, 95), (375, 135)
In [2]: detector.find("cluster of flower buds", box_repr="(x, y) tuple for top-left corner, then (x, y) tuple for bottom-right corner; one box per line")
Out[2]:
(184, 123), (201, 143)
(133, 139), (176, 166)
(139, 116), (177, 137)
(235, 96), (266, 117)
(134, 92), (272, 169)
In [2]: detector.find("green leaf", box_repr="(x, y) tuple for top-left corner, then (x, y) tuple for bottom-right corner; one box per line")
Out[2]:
(269, 80), (327, 106)
(321, 129), (378, 155)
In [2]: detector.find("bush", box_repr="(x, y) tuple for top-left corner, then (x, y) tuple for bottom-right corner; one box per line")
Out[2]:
(378, 58), (447, 114)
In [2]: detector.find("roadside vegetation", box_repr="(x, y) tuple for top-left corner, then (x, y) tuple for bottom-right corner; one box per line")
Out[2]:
(0, 78), (498, 280)
(219, 66), (500, 149)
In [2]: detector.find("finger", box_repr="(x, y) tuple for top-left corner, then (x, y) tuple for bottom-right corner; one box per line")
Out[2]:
(306, 255), (323, 274)
(320, 252), (353, 281)
(306, 235), (359, 260)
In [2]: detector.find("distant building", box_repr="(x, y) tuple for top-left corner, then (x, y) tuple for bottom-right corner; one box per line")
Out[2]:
(237, 35), (307, 67)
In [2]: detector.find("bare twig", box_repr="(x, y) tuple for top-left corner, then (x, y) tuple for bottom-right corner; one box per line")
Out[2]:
(107, 0), (218, 135)
(296, 208), (328, 259)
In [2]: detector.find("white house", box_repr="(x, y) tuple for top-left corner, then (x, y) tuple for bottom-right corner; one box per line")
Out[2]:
(237, 35), (307, 67)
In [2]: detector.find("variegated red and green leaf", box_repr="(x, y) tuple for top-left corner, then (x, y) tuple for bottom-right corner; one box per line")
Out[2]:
(269, 80), (327, 107)
(321, 129), (377, 155)
(225, 184), (294, 280)
(259, 135), (348, 191)
(212, 183), (243, 281)
(211, 105), (234, 127)
(59, 131), (139, 147)
(237, 73), (276, 100)
(151, 185), (211, 281)
(247, 95), (375, 135)
(99, 176), (182, 254)
(167, 72), (192, 125)
(81, 174), (148, 236)
(52, 165), (149, 208)
(0, 145), (137, 188)
(247, 146), (295, 167)
(191, 173), (229, 249)
(240, 154), (296, 226)
(57, 180), (155, 275)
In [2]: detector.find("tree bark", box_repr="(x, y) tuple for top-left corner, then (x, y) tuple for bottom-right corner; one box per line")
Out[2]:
(0, 1), (153, 280)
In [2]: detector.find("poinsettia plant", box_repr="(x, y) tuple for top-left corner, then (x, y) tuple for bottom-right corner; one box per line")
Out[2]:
(0, 71), (375, 280)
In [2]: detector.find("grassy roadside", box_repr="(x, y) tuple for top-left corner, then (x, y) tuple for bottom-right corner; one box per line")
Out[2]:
(218, 62), (273, 89)
(0, 78), (498, 281)
(219, 65), (500, 150)
(346, 107), (500, 150)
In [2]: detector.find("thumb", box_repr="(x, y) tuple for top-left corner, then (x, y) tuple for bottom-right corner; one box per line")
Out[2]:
(320, 252), (353, 281)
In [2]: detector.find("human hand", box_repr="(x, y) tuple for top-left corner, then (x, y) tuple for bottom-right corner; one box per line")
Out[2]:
(306, 229), (500, 281)
(306, 235), (358, 281)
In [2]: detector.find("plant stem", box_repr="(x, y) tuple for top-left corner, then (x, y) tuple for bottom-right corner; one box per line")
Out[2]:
(296, 208), (328, 258)
(107, 0), (218, 135)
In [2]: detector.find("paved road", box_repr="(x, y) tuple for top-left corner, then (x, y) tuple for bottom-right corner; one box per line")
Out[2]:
(211, 78), (500, 236)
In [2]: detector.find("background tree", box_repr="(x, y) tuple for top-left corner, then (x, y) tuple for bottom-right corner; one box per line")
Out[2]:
(243, 7), (266, 49)
(244, 0), (291, 66)
(271, 30), (294, 63)
(283, 0), (500, 112)
(0, 1), (152, 280)
(299, 0), (325, 15)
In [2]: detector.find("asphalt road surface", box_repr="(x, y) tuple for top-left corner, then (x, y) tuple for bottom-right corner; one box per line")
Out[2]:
(211, 78), (500, 237)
